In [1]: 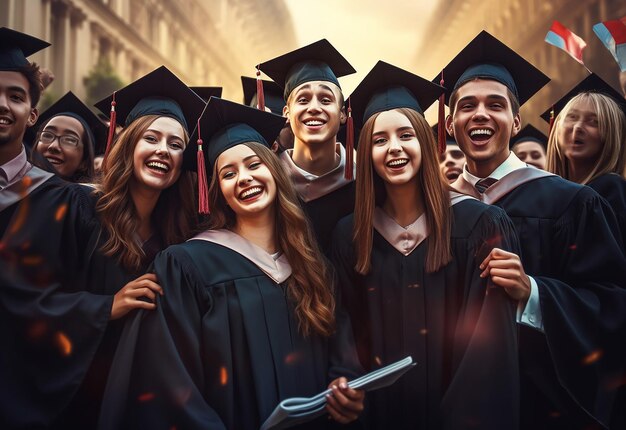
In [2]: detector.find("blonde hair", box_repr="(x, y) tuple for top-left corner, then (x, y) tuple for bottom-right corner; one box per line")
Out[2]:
(547, 92), (626, 184)
(354, 108), (452, 274)
(96, 115), (197, 271)
(206, 142), (336, 337)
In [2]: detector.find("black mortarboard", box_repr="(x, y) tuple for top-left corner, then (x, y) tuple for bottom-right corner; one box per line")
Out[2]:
(0, 27), (50, 71)
(435, 31), (550, 107)
(540, 73), (626, 123)
(241, 76), (285, 114)
(190, 97), (286, 214)
(349, 61), (444, 133)
(94, 66), (204, 132)
(431, 123), (456, 145)
(190, 86), (223, 102)
(257, 39), (356, 100)
(35, 91), (108, 155)
(510, 124), (547, 150)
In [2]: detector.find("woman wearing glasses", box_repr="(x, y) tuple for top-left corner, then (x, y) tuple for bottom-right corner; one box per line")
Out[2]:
(30, 92), (103, 183)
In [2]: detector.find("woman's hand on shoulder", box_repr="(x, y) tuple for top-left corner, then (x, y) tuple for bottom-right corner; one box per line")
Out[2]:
(110, 273), (164, 320)
(479, 248), (531, 303)
(325, 376), (365, 424)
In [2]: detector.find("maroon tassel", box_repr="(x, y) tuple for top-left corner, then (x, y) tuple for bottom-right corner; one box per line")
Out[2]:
(437, 72), (446, 155)
(103, 91), (117, 165)
(548, 106), (555, 137)
(256, 67), (265, 111)
(196, 119), (210, 214)
(344, 98), (354, 181)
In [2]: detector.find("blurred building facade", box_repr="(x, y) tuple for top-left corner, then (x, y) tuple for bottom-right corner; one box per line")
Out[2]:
(414, 0), (626, 132)
(0, 0), (297, 101)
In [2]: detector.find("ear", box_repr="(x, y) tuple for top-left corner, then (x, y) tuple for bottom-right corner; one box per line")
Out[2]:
(339, 106), (347, 125)
(511, 113), (521, 138)
(27, 107), (39, 127)
(282, 104), (290, 120)
(445, 114), (454, 137)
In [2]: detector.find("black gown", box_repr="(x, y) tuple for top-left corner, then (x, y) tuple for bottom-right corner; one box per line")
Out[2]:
(588, 173), (626, 248)
(452, 168), (626, 429)
(99, 229), (362, 430)
(330, 196), (521, 429)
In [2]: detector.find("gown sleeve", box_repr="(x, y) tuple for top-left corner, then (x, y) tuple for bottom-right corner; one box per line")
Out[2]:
(441, 205), (521, 430)
(98, 246), (227, 430)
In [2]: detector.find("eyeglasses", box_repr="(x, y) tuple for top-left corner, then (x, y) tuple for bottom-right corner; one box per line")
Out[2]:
(39, 131), (81, 148)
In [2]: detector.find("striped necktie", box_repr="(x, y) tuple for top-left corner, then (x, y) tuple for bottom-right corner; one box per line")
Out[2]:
(475, 177), (498, 194)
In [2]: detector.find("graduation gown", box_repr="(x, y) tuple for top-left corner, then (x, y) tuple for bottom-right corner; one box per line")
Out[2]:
(0, 170), (113, 429)
(281, 144), (356, 253)
(452, 168), (626, 429)
(588, 173), (626, 248)
(330, 195), (521, 429)
(99, 229), (362, 430)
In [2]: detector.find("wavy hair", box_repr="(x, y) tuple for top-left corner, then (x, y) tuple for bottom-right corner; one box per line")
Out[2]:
(207, 141), (336, 337)
(354, 108), (452, 274)
(547, 92), (626, 184)
(96, 114), (196, 271)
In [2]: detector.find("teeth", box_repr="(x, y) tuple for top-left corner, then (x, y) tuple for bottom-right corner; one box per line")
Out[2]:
(147, 161), (169, 172)
(0, 118), (10, 124)
(387, 159), (408, 167)
(240, 187), (262, 199)
(305, 120), (323, 126)
(470, 129), (493, 137)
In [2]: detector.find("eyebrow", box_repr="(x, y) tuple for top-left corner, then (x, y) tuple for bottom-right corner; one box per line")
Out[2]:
(8, 86), (28, 96)
(372, 126), (414, 135)
(218, 154), (258, 174)
(457, 94), (509, 105)
(145, 128), (184, 141)
(43, 125), (80, 137)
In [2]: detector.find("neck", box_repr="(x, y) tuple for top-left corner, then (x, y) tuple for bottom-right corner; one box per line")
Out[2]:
(382, 180), (424, 227)
(232, 207), (277, 254)
(466, 149), (509, 178)
(291, 139), (339, 176)
(567, 159), (594, 184)
(129, 181), (161, 242)
(0, 141), (23, 166)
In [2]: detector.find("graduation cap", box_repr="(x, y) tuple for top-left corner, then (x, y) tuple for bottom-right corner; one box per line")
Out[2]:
(34, 91), (108, 155)
(540, 73), (626, 125)
(191, 97), (286, 214)
(94, 66), (205, 159)
(257, 39), (356, 100)
(0, 27), (50, 71)
(241, 76), (285, 114)
(431, 123), (456, 145)
(510, 124), (547, 150)
(350, 61), (444, 133)
(190, 86), (223, 102)
(435, 31), (550, 107)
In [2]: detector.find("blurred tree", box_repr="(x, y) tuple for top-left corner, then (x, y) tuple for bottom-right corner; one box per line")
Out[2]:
(83, 58), (125, 106)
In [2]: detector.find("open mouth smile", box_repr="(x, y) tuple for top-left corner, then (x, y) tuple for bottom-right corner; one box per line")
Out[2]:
(386, 158), (409, 169)
(238, 186), (263, 201)
(146, 161), (170, 174)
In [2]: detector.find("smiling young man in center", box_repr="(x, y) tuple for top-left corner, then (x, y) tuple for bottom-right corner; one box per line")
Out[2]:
(258, 40), (356, 252)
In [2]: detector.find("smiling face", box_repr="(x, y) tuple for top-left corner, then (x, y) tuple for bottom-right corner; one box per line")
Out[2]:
(447, 79), (521, 177)
(131, 116), (186, 193)
(283, 80), (345, 149)
(371, 109), (422, 187)
(216, 144), (277, 220)
(439, 143), (465, 182)
(36, 115), (86, 179)
(557, 97), (602, 167)
(0, 71), (38, 152)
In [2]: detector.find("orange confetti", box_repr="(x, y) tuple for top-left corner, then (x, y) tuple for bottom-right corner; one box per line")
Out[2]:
(21, 255), (43, 266)
(582, 350), (603, 365)
(220, 367), (228, 386)
(55, 203), (68, 222)
(21, 175), (32, 187)
(8, 200), (29, 235)
(138, 392), (155, 402)
(55, 331), (72, 356)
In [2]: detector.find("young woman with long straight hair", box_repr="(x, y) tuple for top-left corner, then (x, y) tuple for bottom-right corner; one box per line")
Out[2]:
(331, 62), (522, 429)
(99, 98), (364, 430)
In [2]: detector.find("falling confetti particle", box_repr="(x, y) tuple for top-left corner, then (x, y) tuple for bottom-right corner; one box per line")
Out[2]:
(138, 392), (155, 402)
(220, 367), (228, 385)
(582, 350), (603, 365)
(55, 203), (68, 222)
(55, 331), (72, 356)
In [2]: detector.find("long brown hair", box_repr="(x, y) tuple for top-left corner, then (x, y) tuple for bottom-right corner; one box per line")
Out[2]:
(207, 141), (336, 337)
(547, 92), (626, 184)
(96, 114), (197, 271)
(354, 108), (452, 274)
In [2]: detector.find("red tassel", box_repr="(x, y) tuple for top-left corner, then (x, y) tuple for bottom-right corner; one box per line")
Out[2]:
(196, 119), (210, 214)
(103, 91), (117, 164)
(344, 98), (354, 181)
(437, 72), (446, 155)
(548, 106), (555, 137)
(256, 67), (265, 111)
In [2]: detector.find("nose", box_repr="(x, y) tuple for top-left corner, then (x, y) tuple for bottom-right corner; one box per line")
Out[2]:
(46, 136), (62, 152)
(472, 103), (489, 121)
(307, 97), (322, 112)
(154, 138), (170, 156)
(388, 136), (402, 153)
(238, 169), (253, 186)
(0, 92), (8, 112)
